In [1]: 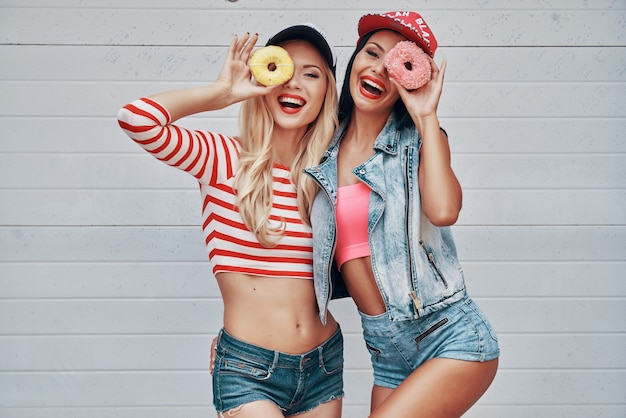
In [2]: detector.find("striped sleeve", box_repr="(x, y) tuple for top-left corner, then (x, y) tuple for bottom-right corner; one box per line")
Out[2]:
(117, 97), (240, 183)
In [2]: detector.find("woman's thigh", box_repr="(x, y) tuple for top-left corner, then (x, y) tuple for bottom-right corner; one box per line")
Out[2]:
(293, 398), (342, 418)
(370, 357), (499, 418)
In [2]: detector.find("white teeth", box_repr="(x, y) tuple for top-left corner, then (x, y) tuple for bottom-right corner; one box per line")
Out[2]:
(363, 78), (384, 93)
(279, 96), (305, 106)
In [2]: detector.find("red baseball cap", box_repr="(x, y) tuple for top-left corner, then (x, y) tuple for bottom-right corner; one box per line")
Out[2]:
(357, 11), (438, 57)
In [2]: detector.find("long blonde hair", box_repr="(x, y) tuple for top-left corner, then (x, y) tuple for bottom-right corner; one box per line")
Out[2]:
(234, 62), (338, 247)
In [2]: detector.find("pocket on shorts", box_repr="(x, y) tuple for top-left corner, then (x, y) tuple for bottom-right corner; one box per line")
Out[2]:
(216, 351), (272, 381)
(320, 345), (344, 376)
(414, 317), (449, 349)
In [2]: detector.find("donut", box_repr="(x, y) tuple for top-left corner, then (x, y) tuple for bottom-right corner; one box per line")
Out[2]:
(384, 40), (432, 90)
(249, 45), (295, 86)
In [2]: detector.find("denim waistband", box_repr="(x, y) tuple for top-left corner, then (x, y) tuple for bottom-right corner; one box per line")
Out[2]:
(358, 294), (470, 331)
(216, 326), (342, 369)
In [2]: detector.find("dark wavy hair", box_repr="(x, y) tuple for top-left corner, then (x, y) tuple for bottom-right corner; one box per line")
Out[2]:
(337, 30), (413, 130)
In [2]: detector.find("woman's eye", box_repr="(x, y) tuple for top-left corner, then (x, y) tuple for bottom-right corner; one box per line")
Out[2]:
(366, 49), (379, 59)
(305, 72), (320, 79)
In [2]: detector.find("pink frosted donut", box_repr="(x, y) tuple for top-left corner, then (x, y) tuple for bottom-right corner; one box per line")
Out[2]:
(384, 40), (432, 90)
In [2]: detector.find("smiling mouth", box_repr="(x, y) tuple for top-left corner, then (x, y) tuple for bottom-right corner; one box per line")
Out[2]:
(278, 95), (305, 109)
(361, 78), (385, 96)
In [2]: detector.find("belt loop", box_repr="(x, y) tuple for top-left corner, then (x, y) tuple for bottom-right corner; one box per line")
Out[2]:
(317, 344), (324, 365)
(214, 329), (224, 355)
(269, 351), (279, 374)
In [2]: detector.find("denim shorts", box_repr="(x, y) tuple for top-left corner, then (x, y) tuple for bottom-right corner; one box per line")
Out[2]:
(360, 294), (499, 389)
(212, 327), (344, 415)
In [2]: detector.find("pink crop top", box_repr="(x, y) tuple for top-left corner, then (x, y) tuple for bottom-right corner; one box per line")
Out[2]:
(335, 182), (371, 268)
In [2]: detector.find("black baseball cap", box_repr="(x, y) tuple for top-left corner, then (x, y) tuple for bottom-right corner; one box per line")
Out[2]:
(266, 23), (337, 77)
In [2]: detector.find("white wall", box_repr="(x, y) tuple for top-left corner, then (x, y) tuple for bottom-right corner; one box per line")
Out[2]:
(1, 1), (625, 417)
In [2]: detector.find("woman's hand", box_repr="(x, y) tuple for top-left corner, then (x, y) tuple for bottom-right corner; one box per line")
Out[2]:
(214, 33), (278, 105)
(149, 33), (276, 121)
(209, 336), (217, 374)
(391, 57), (446, 124)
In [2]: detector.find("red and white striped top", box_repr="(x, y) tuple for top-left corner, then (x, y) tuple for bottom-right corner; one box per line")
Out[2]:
(118, 97), (314, 279)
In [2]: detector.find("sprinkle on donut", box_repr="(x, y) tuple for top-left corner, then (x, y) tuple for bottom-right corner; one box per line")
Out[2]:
(384, 41), (432, 90)
(249, 45), (295, 86)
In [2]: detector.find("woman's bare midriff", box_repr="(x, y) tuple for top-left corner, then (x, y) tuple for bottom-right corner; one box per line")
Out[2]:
(340, 256), (387, 316)
(216, 272), (338, 354)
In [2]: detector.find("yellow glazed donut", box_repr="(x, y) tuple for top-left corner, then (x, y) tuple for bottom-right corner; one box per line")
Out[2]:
(249, 45), (295, 86)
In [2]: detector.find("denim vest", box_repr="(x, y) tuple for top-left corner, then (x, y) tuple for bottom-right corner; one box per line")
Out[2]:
(304, 114), (467, 324)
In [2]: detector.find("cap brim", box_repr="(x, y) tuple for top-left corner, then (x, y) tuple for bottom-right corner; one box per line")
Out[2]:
(266, 24), (336, 76)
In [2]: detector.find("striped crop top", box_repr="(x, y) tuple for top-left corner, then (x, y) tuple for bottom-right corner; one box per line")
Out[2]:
(117, 97), (314, 279)
(335, 182), (371, 268)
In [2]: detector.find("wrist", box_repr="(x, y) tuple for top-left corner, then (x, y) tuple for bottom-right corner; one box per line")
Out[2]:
(414, 114), (440, 135)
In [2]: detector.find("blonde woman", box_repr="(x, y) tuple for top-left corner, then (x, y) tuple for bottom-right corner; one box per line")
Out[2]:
(118, 25), (342, 418)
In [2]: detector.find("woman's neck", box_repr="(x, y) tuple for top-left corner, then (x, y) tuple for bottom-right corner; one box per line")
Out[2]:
(272, 125), (305, 167)
(345, 110), (389, 146)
